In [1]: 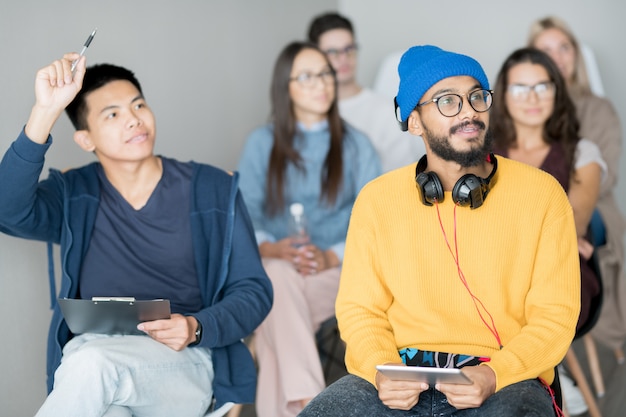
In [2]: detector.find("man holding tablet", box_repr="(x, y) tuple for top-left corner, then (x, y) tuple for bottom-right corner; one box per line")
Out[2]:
(300, 45), (580, 416)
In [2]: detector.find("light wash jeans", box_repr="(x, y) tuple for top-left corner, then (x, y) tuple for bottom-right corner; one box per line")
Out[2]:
(35, 333), (215, 417)
(299, 374), (556, 417)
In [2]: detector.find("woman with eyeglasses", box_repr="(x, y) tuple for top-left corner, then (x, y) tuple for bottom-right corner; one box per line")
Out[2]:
(492, 46), (604, 294)
(529, 16), (626, 369)
(236, 41), (381, 417)
(490, 48), (604, 408)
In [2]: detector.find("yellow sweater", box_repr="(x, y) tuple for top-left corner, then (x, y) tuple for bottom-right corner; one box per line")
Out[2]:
(336, 156), (580, 391)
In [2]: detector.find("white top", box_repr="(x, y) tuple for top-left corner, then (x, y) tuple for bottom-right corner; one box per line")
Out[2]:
(580, 44), (605, 97)
(577, 137), (608, 185)
(339, 88), (425, 172)
(372, 51), (404, 99)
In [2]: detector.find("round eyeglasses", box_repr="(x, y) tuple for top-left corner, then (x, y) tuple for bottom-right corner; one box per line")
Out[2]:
(417, 89), (493, 117)
(507, 82), (555, 101)
(323, 44), (358, 59)
(289, 70), (335, 89)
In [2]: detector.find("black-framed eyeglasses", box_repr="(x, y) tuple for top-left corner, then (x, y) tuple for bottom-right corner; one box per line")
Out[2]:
(507, 82), (555, 101)
(323, 44), (358, 59)
(289, 70), (335, 89)
(417, 89), (493, 117)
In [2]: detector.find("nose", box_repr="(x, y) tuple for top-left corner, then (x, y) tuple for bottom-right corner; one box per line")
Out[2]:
(458, 96), (476, 118)
(127, 110), (142, 129)
(311, 74), (333, 90)
(334, 51), (350, 62)
(310, 75), (324, 88)
(528, 90), (540, 102)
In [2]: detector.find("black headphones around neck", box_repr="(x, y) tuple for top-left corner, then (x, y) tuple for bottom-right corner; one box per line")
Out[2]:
(415, 153), (498, 209)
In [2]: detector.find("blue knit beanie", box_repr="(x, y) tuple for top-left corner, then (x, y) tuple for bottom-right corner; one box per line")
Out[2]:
(395, 45), (489, 124)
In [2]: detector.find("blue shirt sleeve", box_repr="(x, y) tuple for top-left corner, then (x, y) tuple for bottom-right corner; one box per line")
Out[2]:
(237, 126), (275, 240)
(326, 125), (381, 262)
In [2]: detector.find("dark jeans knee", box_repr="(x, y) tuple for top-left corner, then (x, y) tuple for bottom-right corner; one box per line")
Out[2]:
(299, 374), (394, 417)
(468, 379), (554, 417)
(300, 376), (555, 417)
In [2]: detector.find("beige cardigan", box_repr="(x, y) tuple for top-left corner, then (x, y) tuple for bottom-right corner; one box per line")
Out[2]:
(576, 93), (626, 350)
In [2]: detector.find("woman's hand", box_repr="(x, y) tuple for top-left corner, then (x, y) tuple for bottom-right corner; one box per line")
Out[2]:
(259, 240), (339, 276)
(259, 238), (301, 261)
(293, 245), (339, 276)
(578, 236), (594, 260)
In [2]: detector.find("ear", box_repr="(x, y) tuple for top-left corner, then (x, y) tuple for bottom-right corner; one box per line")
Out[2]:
(73, 130), (96, 152)
(407, 110), (424, 136)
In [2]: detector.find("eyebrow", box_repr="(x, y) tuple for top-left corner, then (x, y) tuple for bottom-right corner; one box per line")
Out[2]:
(509, 79), (552, 85)
(99, 94), (144, 115)
(324, 44), (356, 51)
(291, 66), (332, 77)
(432, 83), (482, 97)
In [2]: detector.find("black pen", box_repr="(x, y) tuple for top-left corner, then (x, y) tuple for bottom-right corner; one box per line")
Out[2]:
(71, 28), (97, 73)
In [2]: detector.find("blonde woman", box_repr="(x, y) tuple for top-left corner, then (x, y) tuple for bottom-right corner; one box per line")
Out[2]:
(529, 17), (626, 362)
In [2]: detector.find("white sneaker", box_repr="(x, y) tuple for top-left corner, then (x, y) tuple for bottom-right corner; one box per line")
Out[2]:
(559, 370), (588, 416)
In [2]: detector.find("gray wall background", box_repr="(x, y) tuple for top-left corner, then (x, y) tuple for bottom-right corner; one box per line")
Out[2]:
(1, 0), (624, 415)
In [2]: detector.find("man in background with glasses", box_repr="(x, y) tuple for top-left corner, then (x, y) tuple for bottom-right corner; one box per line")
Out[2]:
(300, 45), (580, 417)
(307, 12), (424, 173)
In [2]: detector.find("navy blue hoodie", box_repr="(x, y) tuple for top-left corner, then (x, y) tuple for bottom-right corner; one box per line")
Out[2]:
(0, 130), (273, 409)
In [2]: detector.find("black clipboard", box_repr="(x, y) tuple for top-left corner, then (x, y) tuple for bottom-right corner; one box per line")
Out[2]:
(58, 297), (171, 335)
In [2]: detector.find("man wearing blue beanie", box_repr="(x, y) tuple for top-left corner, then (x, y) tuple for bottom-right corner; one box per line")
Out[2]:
(395, 45), (490, 131)
(300, 45), (580, 416)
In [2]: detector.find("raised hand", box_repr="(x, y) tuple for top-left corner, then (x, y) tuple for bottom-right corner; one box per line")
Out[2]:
(25, 53), (86, 143)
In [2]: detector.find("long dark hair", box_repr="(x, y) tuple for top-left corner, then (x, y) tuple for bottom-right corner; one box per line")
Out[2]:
(491, 47), (580, 177)
(266, 41), (344, 216)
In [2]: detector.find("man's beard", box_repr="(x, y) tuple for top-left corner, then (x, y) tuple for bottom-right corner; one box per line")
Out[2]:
(422, 120), (493, 168)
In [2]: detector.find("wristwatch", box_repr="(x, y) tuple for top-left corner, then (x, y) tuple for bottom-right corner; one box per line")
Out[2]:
(192, 320), (202, 345)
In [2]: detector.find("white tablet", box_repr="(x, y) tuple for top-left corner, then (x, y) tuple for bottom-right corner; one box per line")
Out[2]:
(375, 365), (473, 385)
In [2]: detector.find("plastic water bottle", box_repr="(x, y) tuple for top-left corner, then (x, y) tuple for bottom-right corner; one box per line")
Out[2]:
(288, 202), (309, 248)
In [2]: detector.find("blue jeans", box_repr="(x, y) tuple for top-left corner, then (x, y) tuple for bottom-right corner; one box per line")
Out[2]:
(35, 334), (215, 417)
(298, 374), (555, 417)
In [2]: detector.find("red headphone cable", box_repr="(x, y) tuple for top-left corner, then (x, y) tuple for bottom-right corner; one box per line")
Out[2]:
(434, 200), (503, 349)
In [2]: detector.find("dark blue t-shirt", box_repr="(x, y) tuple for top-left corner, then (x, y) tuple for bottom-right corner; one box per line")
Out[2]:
(79, 157), (202, 314)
